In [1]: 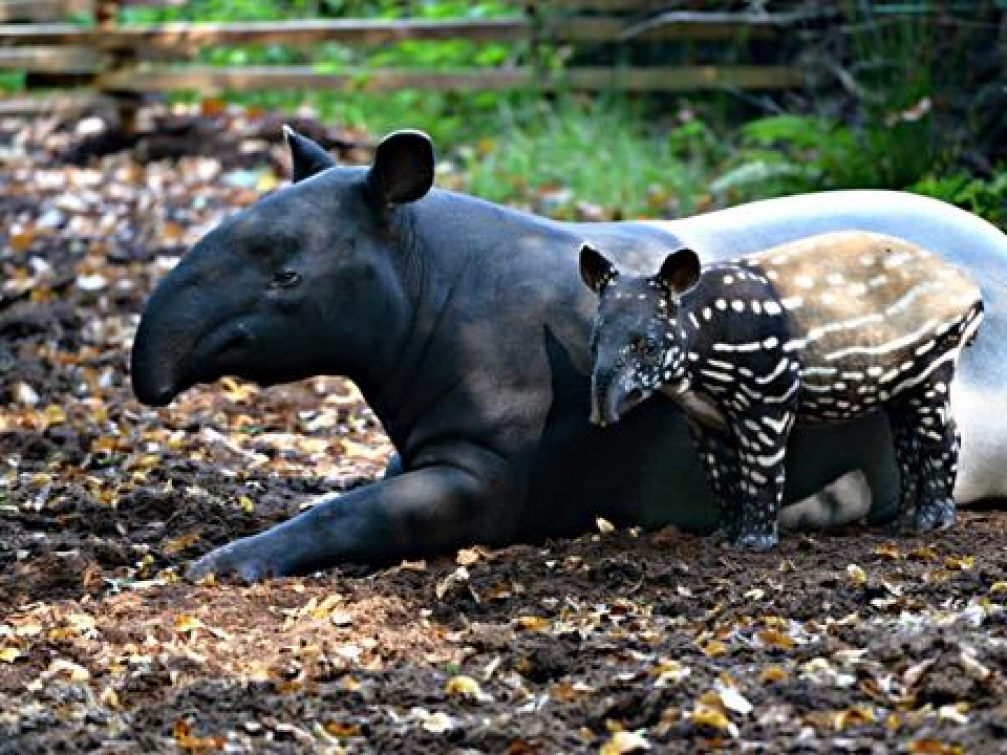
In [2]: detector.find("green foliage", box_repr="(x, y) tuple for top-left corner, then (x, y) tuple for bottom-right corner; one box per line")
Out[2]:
(0, 71), (25, 94)
(457, 98), (706, 220)
(712, 114), (932, 198)
(909, 172), (1007, 227)
(118, 0), (520, 146)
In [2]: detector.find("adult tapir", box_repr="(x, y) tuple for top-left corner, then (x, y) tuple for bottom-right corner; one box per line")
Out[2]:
(131, 128), (1007, 580)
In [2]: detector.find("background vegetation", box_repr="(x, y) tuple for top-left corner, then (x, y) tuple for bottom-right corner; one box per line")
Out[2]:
(25, 0), (1007, 223)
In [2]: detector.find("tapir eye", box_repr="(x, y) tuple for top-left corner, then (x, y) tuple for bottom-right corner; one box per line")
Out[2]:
(271, 269), (301, 289)
(631, 335), (659, 357)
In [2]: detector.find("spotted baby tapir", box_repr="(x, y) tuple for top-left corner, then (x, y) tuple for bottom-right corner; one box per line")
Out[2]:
(580, 232), (984, 550)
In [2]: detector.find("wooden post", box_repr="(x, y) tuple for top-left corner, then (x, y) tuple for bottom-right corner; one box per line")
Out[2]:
(95, 0), (138, 134)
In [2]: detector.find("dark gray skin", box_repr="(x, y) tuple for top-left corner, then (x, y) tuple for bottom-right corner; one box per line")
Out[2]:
(131, 128), (1007, 581)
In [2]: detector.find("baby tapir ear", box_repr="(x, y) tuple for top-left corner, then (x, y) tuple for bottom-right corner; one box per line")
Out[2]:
(579, 243), (619, 294)
(658, 248), (701, 296)
(284, 125), (336, 183)
(367, 129), (435, 206)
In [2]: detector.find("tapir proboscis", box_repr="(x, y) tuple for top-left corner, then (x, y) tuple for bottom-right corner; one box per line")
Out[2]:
(579, 234), (983, 550)
(130, 128), (1007, 580)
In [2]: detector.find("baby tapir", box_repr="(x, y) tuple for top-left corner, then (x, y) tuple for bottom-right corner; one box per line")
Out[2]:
(580, 231), (984, 550)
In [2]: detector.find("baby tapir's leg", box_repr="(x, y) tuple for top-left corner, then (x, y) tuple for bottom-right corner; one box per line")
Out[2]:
(688, 423), (742, 539)
(730, 407), (795, 550)
(886, 363), (959, 532)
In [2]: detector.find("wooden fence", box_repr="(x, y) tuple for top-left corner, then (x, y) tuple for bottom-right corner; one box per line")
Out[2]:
(0, 0), (812, 118)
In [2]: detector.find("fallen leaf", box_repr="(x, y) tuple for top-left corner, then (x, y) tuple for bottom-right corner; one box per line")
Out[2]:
(873, 543), (902, 560)
(906, 740), (964, 755)
(689, 704), (733, 733)
(847, 564), (867, 586)
(717, 685), (753, 716)
(172, 719), (225, 752)
(456, 546), (487, 566)
(445, 674), (491, 702)
(515, 615), (550, 632)
(600, 730), (651, 754)
(944, 554), (974, 570)
(756, 629), (796, 651)
(700, 639), (728, 657)
(759, 665), (788, 684)
(322, 720), (362, 738)
(435, 566), (470, 600)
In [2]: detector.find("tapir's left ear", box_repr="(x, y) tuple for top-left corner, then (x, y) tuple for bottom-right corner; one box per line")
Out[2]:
(658, 248), (701, 296)
(579, 243), (619, 294)
(284, 125), (336, 183)
(367, 129), (435, 206)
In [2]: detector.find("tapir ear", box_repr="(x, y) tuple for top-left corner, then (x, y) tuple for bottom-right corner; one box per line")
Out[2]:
(284, 125), (336, 183)
(658, 248), (701, 296)
(579, 243), (619, 294)
(367, 129), (435, 206)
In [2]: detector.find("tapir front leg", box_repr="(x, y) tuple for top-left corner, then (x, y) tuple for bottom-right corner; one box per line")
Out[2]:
(730, 408), (795, 551)
(188, 465), (514, 581)
(688, 424), (742, 539)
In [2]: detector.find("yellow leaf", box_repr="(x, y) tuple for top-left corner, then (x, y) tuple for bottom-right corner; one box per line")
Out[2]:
(907, 546), (938, 562)
(990, 581), (1007, 594)
(596, 517), (615, 534)
(195, 572), (217, 587)
(220, 376), (256, 402)
(599, 730), (651, 754)
(42, 404), (66, 425)
(873, 543), (902, 560)
(173, 719), (225, 752)
(238, 496), (255, 514)
(322, 720), (362, 739)
(445, 674), (486, 701)
(757, 629), (796, 650)
(760, 665), (788, 684)
(700, 639), (728, 658)
(174, 614), (204, 633)
(0, 647), (21, 663)
(164, 532), (201, 555)
(515, 615), (550, 632)
(847, 564), (867, 586)
(689, 704), (732, 731)
(944, 555), (974, 571)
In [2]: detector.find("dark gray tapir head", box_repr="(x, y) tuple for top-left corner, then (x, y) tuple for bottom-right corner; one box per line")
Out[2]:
(131, 127), (435, 406)
(580, 243), (701, 426)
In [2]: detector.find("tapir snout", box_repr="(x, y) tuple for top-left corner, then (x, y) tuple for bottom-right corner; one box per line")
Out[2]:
(131, 266), (207, 406)
(590, 363), (650, 427)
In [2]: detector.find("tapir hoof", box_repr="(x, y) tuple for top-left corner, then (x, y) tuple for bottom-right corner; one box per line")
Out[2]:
(911, 497), (957, 533)
(187, 536), (289, 583)
(729, 529), (779, 552)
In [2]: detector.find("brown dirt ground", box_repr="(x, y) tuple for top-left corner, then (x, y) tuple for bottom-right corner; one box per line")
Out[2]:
(1, 108), (1006, 754)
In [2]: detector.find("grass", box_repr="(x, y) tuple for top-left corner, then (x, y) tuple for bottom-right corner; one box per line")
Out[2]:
(451, 97), (711, 220)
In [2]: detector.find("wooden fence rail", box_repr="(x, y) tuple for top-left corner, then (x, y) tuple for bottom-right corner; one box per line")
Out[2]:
(0, 0), (808, 119)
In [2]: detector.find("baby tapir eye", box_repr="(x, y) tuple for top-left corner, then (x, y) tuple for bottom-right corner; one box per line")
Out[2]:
(270, 269), (302, 289)
(631, 335), (659, 357)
